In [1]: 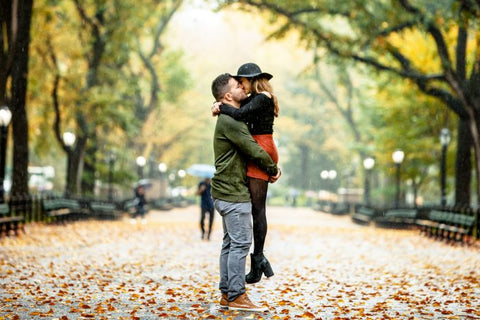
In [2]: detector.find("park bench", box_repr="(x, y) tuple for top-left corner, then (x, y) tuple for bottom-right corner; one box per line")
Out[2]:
(123, 199), (137, 216)
(375, 208), (417, 228)
(331, 202), (350, 215)
(42, 198), (89, 223)
(417, 209), (477, 244)
(0, 202), (25, 236)
(172, 196), (189, 208)
(415, 209), (443, 236)
(351, 206), (377, 225)
(89, 201), (123, 220)
(313, 200), (331, 213)
(152, 198), (174, 211)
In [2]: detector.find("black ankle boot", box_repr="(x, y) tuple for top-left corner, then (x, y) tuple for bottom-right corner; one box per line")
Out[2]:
(245, 253), (274, 284)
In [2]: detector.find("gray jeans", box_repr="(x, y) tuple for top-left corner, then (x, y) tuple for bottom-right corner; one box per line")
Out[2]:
(214, 199), (252, 301)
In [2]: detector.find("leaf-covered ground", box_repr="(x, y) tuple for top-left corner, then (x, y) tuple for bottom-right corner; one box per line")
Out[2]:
(0, 206), (479, 319)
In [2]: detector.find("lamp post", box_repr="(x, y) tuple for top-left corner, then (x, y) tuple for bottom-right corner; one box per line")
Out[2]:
(158, 162), (167, 199)
(0, 106), (12, 202)
(62, 131), (76, 197)
(136, 156), (146, 179)
(392, 150), (405, 208)
(439, 128), (451, 207)
(320, 170), (329, 190)
(320, 169), (337, 192)
(363, 157), (375, 206)
(107, 151), (116, 201)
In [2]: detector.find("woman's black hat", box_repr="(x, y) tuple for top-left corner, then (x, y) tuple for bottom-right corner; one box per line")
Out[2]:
(235, 63), (273, 80)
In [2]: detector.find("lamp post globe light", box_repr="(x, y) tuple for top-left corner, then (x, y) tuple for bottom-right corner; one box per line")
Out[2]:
(439, 128), (451, 207)
(136, 156), (146, 179)
(62, 131), (76, 197)
(320, 170), (329, 180)
(62, 131), (76, 147)
(158, 162), (167, 174)
(0, 106), (12, 202)
(328, 170), (337, 180)
(392, 150), (405, 208)
(363, 157), (375, 206)
(320, 170), (337, 192)
(178, 169), (186, 179)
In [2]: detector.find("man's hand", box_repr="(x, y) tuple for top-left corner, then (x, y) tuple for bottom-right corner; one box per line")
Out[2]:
(269, 167), (281, 183)
(211, 101), (222, 117)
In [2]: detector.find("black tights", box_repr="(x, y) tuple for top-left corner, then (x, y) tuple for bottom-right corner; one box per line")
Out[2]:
(248, 177), (268, 256)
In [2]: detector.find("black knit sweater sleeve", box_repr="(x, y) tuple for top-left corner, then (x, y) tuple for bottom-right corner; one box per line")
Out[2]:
(219, 93), (270, 122)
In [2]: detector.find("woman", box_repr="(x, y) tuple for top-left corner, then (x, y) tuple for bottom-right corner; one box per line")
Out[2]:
(212, 63), (279, 284)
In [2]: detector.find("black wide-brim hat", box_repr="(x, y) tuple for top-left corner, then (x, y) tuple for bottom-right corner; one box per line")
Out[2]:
(235, 62), (273, 80)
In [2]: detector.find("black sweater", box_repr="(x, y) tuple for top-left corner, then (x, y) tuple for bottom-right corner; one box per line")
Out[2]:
(219, 93), (275, 135)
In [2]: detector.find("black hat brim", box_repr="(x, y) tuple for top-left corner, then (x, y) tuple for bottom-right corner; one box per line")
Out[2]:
(234, 72), (273, 80)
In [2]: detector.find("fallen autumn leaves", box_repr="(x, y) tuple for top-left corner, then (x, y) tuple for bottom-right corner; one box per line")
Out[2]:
(0, 206), (479, 319)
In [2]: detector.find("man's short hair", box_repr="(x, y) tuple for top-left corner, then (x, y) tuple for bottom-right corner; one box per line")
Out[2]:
(211, 73), (233, 101)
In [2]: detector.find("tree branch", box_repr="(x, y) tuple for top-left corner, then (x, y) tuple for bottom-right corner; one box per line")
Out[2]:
(149, 0), (183, 59)
(46, 37), (68, 152)
(415, 80), (468, 117)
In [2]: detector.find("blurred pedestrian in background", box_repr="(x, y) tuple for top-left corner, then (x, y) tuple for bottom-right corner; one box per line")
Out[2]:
(131, 185), (147, 224)
(197, 177), (214, 240)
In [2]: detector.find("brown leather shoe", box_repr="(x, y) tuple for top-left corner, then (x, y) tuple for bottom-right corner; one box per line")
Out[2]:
(220, 293), (228, 309)
(228, 293), (268, 312)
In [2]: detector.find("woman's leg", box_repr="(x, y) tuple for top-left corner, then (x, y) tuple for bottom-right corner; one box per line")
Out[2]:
(248, 177), (268, 255)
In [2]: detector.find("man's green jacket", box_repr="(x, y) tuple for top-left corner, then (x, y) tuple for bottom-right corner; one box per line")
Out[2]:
(211, 113), (278, 203)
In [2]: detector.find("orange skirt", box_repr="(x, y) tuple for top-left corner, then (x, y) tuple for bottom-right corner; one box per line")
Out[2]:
(247, 134), (279, 181)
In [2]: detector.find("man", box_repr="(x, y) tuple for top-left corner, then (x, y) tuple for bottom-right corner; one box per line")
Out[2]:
(211, 73), (281, 312)
(196, 177), (214, 240)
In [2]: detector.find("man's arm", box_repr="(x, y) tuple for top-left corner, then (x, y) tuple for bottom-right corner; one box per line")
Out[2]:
(223, 115), (278, 176)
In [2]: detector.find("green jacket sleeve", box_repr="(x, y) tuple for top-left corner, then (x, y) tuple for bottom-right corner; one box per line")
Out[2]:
(223, 115), (278, 176)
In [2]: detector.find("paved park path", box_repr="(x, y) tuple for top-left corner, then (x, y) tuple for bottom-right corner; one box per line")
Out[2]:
(1, 205), (479, 319)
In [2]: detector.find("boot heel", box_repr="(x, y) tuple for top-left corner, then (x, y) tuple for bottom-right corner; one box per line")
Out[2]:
(263, 260), (274, 278)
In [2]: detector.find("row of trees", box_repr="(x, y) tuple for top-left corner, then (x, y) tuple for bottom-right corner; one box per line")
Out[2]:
(2, 0), (479, 207)
(219, 0), (480, 206)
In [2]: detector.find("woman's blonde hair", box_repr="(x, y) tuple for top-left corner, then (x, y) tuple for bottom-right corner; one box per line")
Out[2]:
(252, 77), (279, 117)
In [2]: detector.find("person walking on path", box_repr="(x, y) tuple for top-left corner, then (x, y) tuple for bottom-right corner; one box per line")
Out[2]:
(212, 62), (279, 284)
(131, 185), (147, 224)
(197, 178), (214, 240)
(210, 73), (281, 312)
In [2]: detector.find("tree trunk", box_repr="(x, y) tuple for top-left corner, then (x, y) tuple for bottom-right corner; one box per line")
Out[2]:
(71, 135), (86, 196)
(81, 137), (97, 196)
(455, 117), (472, 206)
(300, 144), (309, 190)
(10, 0), (33, 197)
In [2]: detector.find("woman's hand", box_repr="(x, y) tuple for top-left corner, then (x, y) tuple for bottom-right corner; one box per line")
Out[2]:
(211, 101), (222, 116)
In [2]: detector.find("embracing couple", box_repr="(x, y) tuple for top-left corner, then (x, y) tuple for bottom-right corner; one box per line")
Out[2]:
(210, 63), (280, 312)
